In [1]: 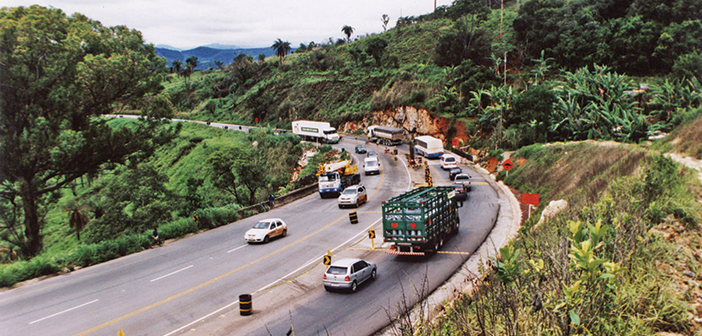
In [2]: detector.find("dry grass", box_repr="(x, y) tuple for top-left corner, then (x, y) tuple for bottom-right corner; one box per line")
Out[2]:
(655, 111), (702, 159)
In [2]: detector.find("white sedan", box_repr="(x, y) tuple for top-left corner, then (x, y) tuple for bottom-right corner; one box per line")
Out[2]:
(244, 218), (287, 243)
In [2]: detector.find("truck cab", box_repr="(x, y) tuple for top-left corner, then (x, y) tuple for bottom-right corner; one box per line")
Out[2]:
(318, 172), (343, 198)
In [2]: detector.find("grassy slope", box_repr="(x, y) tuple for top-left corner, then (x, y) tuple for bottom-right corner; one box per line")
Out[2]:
(427, 141), (702, 335)
(652, 109), (702, 159)
(165, 18), (454, 128)
(35, 121), (245, 258)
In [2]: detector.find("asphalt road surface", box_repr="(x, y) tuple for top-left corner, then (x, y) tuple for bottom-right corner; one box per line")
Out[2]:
(0, 135), (501, 336)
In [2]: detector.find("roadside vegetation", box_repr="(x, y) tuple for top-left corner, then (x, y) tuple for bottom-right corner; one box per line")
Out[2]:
(1, 5), (702, 335)
(423, 142), (702, 335)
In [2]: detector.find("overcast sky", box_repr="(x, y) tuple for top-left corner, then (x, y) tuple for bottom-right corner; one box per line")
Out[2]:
(5, 0), (453, 49)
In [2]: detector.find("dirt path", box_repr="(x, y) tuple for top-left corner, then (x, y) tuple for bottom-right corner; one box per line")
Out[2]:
(666, 153), (702, 181)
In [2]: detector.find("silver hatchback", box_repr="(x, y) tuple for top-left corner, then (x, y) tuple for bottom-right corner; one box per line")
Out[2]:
(323, 258), (377, 292)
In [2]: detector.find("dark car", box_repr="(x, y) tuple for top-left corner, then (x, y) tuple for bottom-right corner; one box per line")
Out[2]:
(448, 167), (463, 180)
(355, 144), (367, 154)
(453, 182), (468, 202)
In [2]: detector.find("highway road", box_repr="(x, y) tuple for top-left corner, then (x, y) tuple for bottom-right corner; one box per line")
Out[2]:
(0, 133), (502, 336)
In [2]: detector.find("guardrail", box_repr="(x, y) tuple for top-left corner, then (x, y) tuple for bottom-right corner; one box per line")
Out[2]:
(233, 183), (319, 217)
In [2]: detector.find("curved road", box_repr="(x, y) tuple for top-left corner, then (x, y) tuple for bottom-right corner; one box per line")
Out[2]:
(0, 131), (502, 336)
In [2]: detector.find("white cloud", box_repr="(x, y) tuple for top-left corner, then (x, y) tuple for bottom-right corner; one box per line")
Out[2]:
(4, 0), (453, 49)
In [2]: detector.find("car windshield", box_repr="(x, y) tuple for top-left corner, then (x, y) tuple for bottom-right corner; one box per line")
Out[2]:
(253, 221), (271, 229)
(445, 157), (456, 162)
(454, 185), (465, 191)
(343, 188), (357, 194)
(456, 175), (469, 180)
(366, 161), (378, 167)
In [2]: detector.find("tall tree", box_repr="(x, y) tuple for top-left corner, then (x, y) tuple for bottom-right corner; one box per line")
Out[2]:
(365, 37), (388, 67)
(271, 38), (291, 64)
(0, 6), (173, 257)
(171, 59), (183, 76)
(341, 25), (355, 42)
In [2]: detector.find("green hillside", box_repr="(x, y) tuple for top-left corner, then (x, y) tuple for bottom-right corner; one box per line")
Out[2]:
(424, 140), (702, 335)
(163, 0), (702, 150)
(2, 2), (702, 331)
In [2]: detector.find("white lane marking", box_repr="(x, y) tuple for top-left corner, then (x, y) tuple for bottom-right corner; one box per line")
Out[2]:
(256, 217), (383, 293)
(227, 244), (248, 253)
(150, 265), (194, 283)
(165, 217), (384, 336)
(29, 299), (99, 325)
(398, 157), (412, 191)
(162, 299), (241, 336)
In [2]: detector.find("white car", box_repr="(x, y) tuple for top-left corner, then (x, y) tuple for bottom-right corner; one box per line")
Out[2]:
(440, 155), (458, 170)
(363, 157), (381, 175)
(244, 218), (287, 243)
(338, 185), (368, 208)
(454, 173), (472, 191)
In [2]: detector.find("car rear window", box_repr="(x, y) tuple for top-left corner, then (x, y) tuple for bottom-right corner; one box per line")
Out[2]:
(326, 266), (348, 275)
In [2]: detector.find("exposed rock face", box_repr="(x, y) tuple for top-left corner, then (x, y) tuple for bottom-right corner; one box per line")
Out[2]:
(339, 106), (470, 144)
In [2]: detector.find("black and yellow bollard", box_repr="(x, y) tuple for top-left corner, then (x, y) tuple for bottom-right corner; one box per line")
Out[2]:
(239, 293), (252, 316)
(349, 211), (358, 224)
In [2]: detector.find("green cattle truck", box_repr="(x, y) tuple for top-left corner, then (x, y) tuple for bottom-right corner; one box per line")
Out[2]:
(382, 186), (460, 255)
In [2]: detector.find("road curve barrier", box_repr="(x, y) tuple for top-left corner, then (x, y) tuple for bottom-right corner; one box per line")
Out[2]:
(239, 293), (252, 316)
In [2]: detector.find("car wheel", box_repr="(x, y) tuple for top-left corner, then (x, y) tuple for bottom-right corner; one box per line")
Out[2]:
(338, 204), (343, 209)
(356, 199), (360, 207)
(350, 281), (358, 293)
(281, 229), (287, 237)
(371, 269), (377, 280)
(324, 285), (332, 292)
(263, 235), (270, 243)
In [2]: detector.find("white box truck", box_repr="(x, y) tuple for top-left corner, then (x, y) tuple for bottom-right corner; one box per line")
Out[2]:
(292, 120), (340, 144)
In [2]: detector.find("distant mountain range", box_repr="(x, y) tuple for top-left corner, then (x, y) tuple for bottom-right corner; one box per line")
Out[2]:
(155, 46), (277, 70)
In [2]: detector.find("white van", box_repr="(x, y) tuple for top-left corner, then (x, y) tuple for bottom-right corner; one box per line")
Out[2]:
(363, 157), (381, 175)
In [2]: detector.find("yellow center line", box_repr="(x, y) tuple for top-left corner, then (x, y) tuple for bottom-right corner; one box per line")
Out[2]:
(74, 212), (350, 335)
(76, 147), (393, 335)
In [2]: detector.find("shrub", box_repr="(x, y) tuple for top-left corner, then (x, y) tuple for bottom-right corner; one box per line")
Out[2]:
(159, 217), (199, 239)
(69, 234), (151, 267)
(192, 205), (241, 230)
(0, 256), (61, 287)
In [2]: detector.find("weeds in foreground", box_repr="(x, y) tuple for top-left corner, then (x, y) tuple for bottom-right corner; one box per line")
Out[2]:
(424, 148), (701, 335)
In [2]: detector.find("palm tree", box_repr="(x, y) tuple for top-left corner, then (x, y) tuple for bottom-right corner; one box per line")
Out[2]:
(271, 38), (291, 64)
(65, 202), (89, 241)
(171, 59), (183, 77)
(342, 25), (355, 42)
